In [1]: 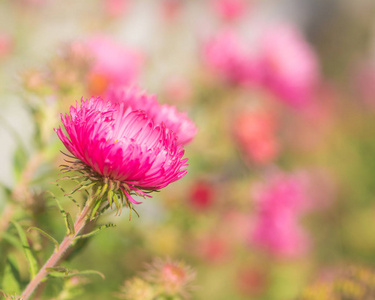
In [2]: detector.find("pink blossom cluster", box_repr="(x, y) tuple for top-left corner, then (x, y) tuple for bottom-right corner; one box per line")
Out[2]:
(107, 87), (197, 145)
(211, 0), (248, 22)
(55, 89), (193, 204)
(202, 25), (320, 107)
(202, 31), (261, 87)
(233, 107), (279, 164)
(85, 36), (143, 96)
(250, 173), (311, 258)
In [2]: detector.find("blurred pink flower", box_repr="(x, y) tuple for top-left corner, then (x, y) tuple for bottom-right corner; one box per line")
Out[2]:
(55, 95), (188, 205)
(203, 31), (261, 86)
(145, 258), (195, 297)
(107, 88), (197, 145)
(250, 173), (311, 257)
(0, 33), (13, 59)
(103, 0), (130, 18)
(85, 36), (143, 96)
(196, 235), (231, 264)
(211, 0), (248, 22)
(235, 267), (266, 297)
(233, 108), (279, 164)
(188, 181), (215, 211)
(354, 63), (375, 108)
(161, 0), (183, 21)
(260, 25), (320, 107)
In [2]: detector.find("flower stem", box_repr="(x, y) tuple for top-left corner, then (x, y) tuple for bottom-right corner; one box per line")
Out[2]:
(20, 199), (93, 300)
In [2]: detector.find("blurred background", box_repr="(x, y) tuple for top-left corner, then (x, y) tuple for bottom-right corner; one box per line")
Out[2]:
(1, 0), (375, 299)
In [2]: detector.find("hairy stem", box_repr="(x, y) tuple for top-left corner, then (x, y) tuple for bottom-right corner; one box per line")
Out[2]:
(20, 199), (93, 300)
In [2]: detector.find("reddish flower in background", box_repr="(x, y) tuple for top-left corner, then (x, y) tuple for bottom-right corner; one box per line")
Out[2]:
(233, 108), (279, 164)
(202, 31), (261, 87)
(196, 235), (231, 264)
(145, 258), (195, 297)
(188, 181), (215, 211)
(250, 172), (311, 257)
(107, 88), (197, 145)
(236, 267), (267, 297)
(55, 94), (188, 205)
(161, 0), (183, 21)
(103, 0), (130, 18)
(0, 33), (13, 59)
(85, 36), (143, 96)
(260, 24), (319, 108)
(211, 0), (248, 22)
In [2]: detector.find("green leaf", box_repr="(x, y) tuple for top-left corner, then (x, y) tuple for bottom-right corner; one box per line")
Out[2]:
(1, 259), (21, 294)
(47, 268), (105, 280)
(90, 198), (102, 221)
(27, 227), (59, 251)
(64, 213), (75, 236)
(0, 232), (23, 251)
(75, 223), (116, 241)
(11, 221), (38, 280)
(13, 146), (28, 182)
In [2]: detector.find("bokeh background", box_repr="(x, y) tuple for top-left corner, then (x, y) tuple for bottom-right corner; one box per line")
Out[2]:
(1, 0), (375, 299)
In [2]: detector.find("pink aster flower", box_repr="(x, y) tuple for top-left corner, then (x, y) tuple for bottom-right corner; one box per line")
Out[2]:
(260, 24), (319, 108)
(202, 30), (261, 87)
(107, 87), (197, 145)
(250, 173), (311, 257)
(233, 108), (279, 164)
(55, 95), (188, 209)
(85, 36), (143, 96)
(211, 0), (248, 22)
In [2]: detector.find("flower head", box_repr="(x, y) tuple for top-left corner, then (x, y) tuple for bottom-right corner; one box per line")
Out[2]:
(202, 30), (261, 87)
(260, 24), (319, 107)
(107, 87), (197, 145)
(55, 93), (188, 215)
(145, 258), (195, 297)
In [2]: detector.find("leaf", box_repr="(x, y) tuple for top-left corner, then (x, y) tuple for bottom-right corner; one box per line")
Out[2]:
(64, 213), (75, 236)
(0, 232), (23, 251)
(74, 223), (116, 241)
(11, 221), (38, 280)
(13, 146), (28, 182)
(1, 259), (21, 294)
(47, 268), (105, 280)
(27, 227), (59, 251)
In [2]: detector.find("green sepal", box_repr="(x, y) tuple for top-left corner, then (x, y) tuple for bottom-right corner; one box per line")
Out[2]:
(11, 221), (38, 280)
(90, 198), (102, 221)
(27, 227), (59, 252)
(74, 223), (116, 241)
(64, 213), (75, 236)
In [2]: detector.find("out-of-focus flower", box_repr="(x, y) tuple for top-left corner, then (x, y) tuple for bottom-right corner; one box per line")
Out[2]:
(161, 0), (183, 21)
(211, 0), (248, 22)
(55, 93), (188, 212)
(85, 36), (143, 96)
(107, 87), (197, 145)
(300, 265), (375, 300)
(233, 107), (279, 164)
(103, 0), (130, 18)
(196, 235), (231, 264)
(354, 63), (375, 109)
(260, 24), (319, 107)
(0, 33), (13, 59)
(188, 181), (215, 211)
(250, 172), (311, 257)
(145, 258), (195, 297)
(202, 30), (261, 87)
(116, 277), (156, 300)
(235, 267), (267, 297)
